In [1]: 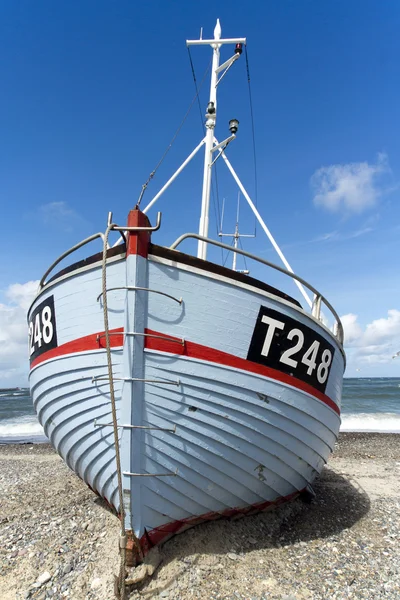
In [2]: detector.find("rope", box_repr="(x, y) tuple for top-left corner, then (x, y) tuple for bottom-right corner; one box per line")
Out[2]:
(244, 45), (259, 235)
(101, 224), (128, 599)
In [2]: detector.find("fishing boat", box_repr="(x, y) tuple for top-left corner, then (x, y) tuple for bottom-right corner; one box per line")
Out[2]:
(28, 20), (345, 573)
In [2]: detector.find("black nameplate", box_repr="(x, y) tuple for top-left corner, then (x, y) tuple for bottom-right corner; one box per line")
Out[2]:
(247, 306), (335, 394)
(29, 295), (58, 363)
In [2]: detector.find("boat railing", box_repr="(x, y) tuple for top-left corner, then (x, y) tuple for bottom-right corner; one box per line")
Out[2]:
(170, 232), (344, 346)
(38, 213), (162, 291)
(39, 232), (109, 290)
(37, 222), (343, 345)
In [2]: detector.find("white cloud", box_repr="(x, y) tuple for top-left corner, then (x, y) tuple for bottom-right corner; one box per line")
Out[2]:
(341, 309), (400, 368)
(363, 309), (400, 346)
(311, 153), (390, 214)
(6, 281), (39, 311)
(39, 201), (82, 231)
(341, 313), (363, 345)
(314, 227), (373, 243)
(0, 281), (39, 384)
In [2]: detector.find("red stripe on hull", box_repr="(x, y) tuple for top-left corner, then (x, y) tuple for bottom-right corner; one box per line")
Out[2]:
(144, 328), (340, 415)
(30, 326), (339, 414)
(30, 328), (124, 369)
(139, 488), (303, 555)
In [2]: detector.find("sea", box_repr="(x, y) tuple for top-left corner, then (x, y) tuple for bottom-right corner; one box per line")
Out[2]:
(1, 378), (400, 444)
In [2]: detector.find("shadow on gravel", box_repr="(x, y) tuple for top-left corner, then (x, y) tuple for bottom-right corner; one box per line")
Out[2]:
(141, 466), (370, 573)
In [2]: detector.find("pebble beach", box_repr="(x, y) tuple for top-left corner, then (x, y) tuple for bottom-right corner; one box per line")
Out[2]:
(1, 433), (400, 600)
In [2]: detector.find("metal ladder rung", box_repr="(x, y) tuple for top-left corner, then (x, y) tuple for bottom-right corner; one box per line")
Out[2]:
(97, 286), (182, 305)
(93, 419), (176, 433)
(96, 331), (185, 346)
(123, 468), (178, 478)
(91, 376), (180, 386)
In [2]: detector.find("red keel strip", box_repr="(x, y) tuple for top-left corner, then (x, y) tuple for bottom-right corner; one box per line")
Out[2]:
(126, 209), (151, 257)
(139, 489), (302, 555)
(30, 328), (124, 369)
(144, 328), (340, 415)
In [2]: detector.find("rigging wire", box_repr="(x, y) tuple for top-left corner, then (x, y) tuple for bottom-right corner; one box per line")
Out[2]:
(244, 45), (259, 236)
(137, 55), (211, 206)
(223, 238), (235, 268)
(212, 163), (224, 263)
(238, 236), (249, 272)
(187, 47), (208, 133)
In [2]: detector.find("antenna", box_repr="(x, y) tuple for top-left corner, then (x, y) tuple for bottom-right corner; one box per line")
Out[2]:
(219, 192), (255, 273)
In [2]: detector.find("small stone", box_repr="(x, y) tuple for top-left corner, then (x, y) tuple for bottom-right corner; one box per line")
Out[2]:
(227, 552), (239, 561)
(160, 592), (169, 599)
(261, 578), (278, 587)
(63, 563), (73, 575)
(37, 572), (51, 586)
(90, 578), (102, 590)
(247, 537), (257, 544)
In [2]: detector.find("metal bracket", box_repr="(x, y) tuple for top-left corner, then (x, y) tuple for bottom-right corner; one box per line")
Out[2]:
(109, 211), (162, 232)
(96, 331), (185, 346)
(97, 286), (182, 305)
(91, 375), (180, 386)
(123, 467), (178, 477)
(94, 419), (177, 433)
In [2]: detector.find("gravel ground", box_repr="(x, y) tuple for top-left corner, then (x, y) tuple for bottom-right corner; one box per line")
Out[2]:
(1, 432), (400, 600)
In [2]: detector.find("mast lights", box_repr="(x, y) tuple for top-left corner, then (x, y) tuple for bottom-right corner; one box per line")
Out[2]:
(207, 101), (216, 115)
(229, 119), (239, 135)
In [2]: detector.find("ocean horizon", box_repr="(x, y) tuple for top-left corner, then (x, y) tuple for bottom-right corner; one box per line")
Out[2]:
(1, 377), (399, 444)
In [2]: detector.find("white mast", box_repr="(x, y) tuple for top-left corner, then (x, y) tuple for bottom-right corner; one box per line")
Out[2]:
(139, 21), (314, 308)
(187, 20), (246, 260)
(198, 19), (220, 261)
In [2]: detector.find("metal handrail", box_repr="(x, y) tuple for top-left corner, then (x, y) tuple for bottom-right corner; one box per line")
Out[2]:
(39, 232), (108, 290)
(96, 331), (185, 346)
(96, 286), (182, 305)
(39, 214), (162, 291)
(170, 232), (344, 345)
(112, 211), (162, 233)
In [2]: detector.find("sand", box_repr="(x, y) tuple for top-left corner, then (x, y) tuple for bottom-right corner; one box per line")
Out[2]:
(1, 433), (400, 599)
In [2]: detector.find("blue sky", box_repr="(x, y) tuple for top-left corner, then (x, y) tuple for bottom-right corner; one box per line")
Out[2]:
(1, 1), (400, 384)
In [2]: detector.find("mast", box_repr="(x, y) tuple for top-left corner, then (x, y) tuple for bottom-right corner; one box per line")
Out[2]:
(187, 20), (246, 260)
(140, 22), (314, 309)
(198, 20), (220, 261)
